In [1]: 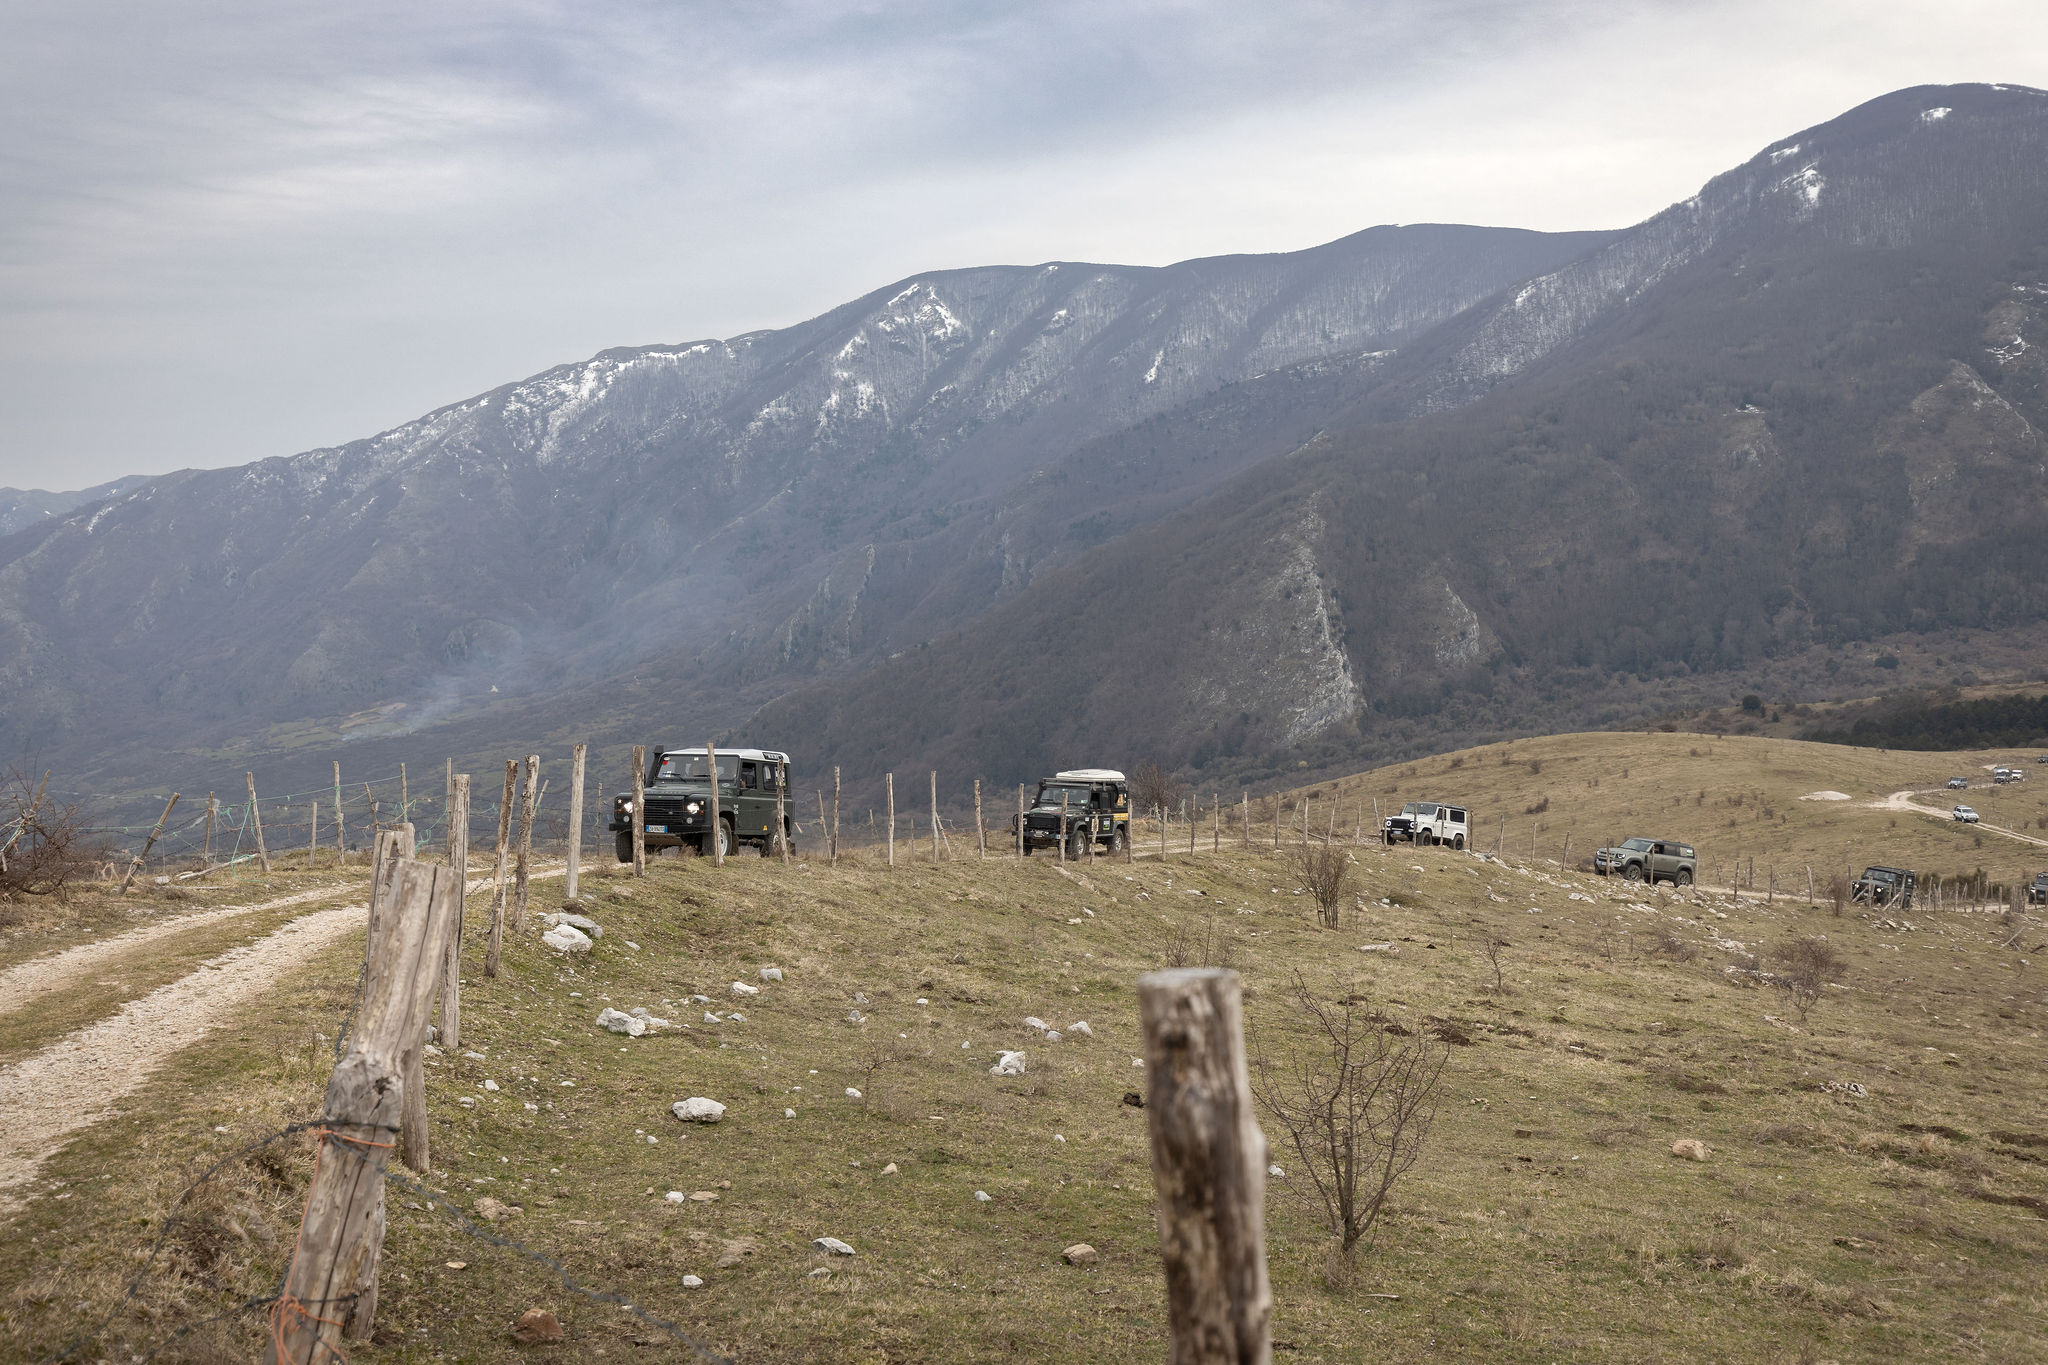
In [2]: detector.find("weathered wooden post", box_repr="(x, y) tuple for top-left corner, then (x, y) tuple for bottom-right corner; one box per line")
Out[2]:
(1272, 799), (1280, 850)
(1136, 967), (1273, 1365)
(120, 793), (181, 892)
(565, 743), (587, 899)
(884, 772), (897, 867)
(974, 779), (985, 861)
(1300, 797), (1310, 848)
(631, 746), (647, 875)
(1160, 802), (1169, 861)
(439, 775), (469, 1050)
(828, 766), (840, 863)
(308, 799), (319, 871)
(247, 773), (272, 872)
(485, 761), (516, 978)
(706, 740), (723, 866)
(1059, 791), (1071, 865)
(204, 792), (215, 864)
(777, 758), (790, 864)
(1805, 865), (1814, 903)
(267, 854), (458, 1362)
(1017, 783), (1026, 858)
(399, 763), (408, 823)
(1213, 795), (1220, 853)
(1242, 791), (1250, 849)
(931, 770), (941, 865)
(333, 761), (345, 868)
(401, 826), (459, 1173)
(513, 754), (538, 924)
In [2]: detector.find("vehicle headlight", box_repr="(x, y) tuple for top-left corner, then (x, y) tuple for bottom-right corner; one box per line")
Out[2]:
(686, 801), (701, 814)
(621, 800), (633, 814)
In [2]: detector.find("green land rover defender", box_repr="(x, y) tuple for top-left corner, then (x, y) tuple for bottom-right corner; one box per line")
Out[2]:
(611, 747), (794, 860)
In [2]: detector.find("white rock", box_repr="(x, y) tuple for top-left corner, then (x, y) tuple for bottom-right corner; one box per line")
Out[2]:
(1023, 1017), (1048, 1033)
(1066, 1021), (1093, 1038)
(845, 1087), (862, 1099)
(483, 1079), (500, 1092)
(728, 1012), (746, 1023)
(812, 1237), (856, 1256)
(630, 1007), (652, 1018)
(596, 1008), (647, 1037)
(974, 1190), (992, 1202)
(759, 967), (784, 982)
(672, 1097), (727, 1124)
(846, 1011), (866, 1024)
(703, 1012), (724, 1024)
(682, 1274), (703, 1288)
(539, 911), (603, 938)
(1268, 1165), (1284, 1178)
(623, 940), (640, 950)
(1045, 1030), (1064, 1043)
(665, 1191), (687, 1205)
(990, 1051), (1027, 1076)
(542, 924), (594, 954)
(462, 1050), (486, 1060)
(731, 981), (760, 997)
(785, 1108), (797, 1118)
(1054, 1134), (1066, 1143)
(691, 994), (712, 1004)
(457, 1095), (476, 1107)
(916, 997), (929, 1006)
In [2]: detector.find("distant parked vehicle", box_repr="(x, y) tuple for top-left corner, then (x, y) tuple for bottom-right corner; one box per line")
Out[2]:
(1381, 801), (1470, 848)
(611, 746), (795, 859)
(1853, 865), (1915, 909)
(1012, 769), (1129, 857)
(1593, 837), (1696, 886)
(1947, 777), (1969, 789)
(2030, 872), (2048, 907)
(1993, 767), (2016, 784)
(1952, 804), (1980, 823)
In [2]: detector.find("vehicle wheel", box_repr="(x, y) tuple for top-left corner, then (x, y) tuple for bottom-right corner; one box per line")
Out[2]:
(1675, 869), (1693, 886)
(1622, 863), (1644, 883)
(716, 822), (733, 859)
(1022, 842), (1034, 856)
(1109, 826), (1128, 855)
(758, 838), (774, 858)
(1452, 834), (1465, 850)
(615, 833), (634, 863)
(1067, 827), (1088, 860)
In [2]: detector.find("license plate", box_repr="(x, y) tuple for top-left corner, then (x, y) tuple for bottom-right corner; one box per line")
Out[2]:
(645, 824), (667, 834)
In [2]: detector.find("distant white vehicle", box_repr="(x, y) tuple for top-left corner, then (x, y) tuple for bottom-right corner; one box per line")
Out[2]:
(1993, 767), (2016, 784)
(1947, 777), (1968, 789)
(1381, 801), (1470, 848)
(1952, 804), (1980, 823)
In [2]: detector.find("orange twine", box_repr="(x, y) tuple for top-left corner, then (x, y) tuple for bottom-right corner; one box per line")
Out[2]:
(268, 1124), (397, 1363)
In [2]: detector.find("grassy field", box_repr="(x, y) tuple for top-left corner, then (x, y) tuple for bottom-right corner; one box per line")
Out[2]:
(5, 727), (2048, 1362)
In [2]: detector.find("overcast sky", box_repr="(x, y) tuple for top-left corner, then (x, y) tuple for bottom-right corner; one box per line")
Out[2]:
(3, 0), (2043, 490)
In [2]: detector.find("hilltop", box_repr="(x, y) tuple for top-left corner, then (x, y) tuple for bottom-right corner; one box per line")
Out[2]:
(3, 729), (2046, 1360)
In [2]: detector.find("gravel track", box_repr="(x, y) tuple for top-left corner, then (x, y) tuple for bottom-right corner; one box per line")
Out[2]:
(0, 864), (565, 1218)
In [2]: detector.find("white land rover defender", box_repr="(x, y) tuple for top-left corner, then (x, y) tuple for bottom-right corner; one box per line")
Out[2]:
(1382, 801), (1470, 848)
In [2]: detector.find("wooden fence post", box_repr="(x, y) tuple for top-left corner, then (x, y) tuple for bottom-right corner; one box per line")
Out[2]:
(1272, 799), (1280, 850)
(120, 793), (181, 892)
(204, 792), (215, 865)
(1059, 791), (1070, 864)
(1160, 803), (1169, 861)
(400, 824), (457, 1174)
(631, 746), (646, 876)
(706, 740), (723, 866)
(1136, 967), (1273, 1365)
(485, 761), (516, 978)
(247, 773), (272, 873)
(308, 799), (319, 871)
(776, 758), (790, 863)
(1017, 784), (1025, 859)
(1805, 865), (1814, 903)
(333, 762), (345, 868)
(566, 744), (586, 899)
(931, 770), (941, 865)
(975, 779), (985, 861)
(1242, 791), (1250, 849)
(832, 766), (842, 864)
(267, 855), (458, 1363)
(347, 824), (414, 1336)
(886, 773), (895, 867)
(439, 775), (469, 1050)
(513, 754), (538, 924)
(399, 763), (408, 823)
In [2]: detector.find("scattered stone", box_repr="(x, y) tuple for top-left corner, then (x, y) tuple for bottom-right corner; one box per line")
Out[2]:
(1268, 1165), (1284, 1178)
(681, 1274), (703, 1288)
(513, 1308), (564, 1343)
(1823, 1080), (1869, 1098)
(916, 997), (929, 1005)
(445, 1261), (469, 1270)
(673, 1097), (727, 1124)
(1045, 1030), (1064, 1043)
(665, 1191), (686, 1205)
(541, 924), (594, 954)
(596, 1008), (647, 1037)
(474, 1196), (517, 1222)
(483, 1079), (500, 1092)
(974, 1190), (992, 1202)
(457, 1096), (477, 1108)
(689, 1191), (719, 1203)
(1062, 1243), (1099, 1267)
(538, 911), (603, 937)
(1358, 942), (1396, 953)
(462, 1050), (486, 1060)
(1671, 1139), (1711, 1161)
(1066, 1021), (1093, 1038)
(703, 1012), (724, 1024)
(881, 1162), (899, 1175)
(812, 1236), (856, 1256)
(623, 940), (640, 950)
(807, 1266), (833, 1278)
(990, 1051), (1027, 1076)
(785, 1108), (797, 1118)
(846, 1011), (866, 1024)
(845, 1087), (862, 1099)
(1024, 1017), (1049, 1033)
(731, 981), (760, 997)
(760, 967), (784, 982)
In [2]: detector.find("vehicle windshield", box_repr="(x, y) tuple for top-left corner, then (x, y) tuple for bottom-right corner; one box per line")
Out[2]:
(1036, 784), (1091, 808)
(1401, 802), (1434, 816)
(656, 754), (732, 781)
(1865, 869), (1898, 883)
(1620, 838), (1654, 852)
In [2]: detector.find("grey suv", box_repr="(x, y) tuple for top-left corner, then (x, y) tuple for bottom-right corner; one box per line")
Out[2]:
(1593, 837), (1696, 886)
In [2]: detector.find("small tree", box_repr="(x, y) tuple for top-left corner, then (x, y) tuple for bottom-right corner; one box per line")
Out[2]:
(1769, 935), (1847, 1025)
(1291, 840), (1352, 929)
(0, 766), (101, 903)
(1825, 871), (1851, 918)
(1251, 971), (1449, 1279)
(1130, 760), (1184, 822)
(1481, 934), (1511, 993)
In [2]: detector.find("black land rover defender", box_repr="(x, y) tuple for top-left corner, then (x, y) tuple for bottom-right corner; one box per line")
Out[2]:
(1851, 865), (1914, 909)
(610, 746), (794, 860)
(1011, 769), (1130, 858)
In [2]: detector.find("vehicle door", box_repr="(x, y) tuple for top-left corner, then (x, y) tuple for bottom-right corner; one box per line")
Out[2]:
(736, 762), (765, 837)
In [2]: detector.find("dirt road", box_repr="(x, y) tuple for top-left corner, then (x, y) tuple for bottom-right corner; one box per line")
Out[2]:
(1868, 788), (2048, 849)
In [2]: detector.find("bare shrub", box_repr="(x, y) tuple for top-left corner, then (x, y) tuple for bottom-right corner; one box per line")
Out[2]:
(1251, 972), (1450, 1271)
(1130, 761), (1185, 822)
(0, 766), (103, 903)
(1161, 915), (1235, 971)
(1291, 840), (1352, 929)
(1825, 871), (1851, 918)
(1646, 924), (1699, 962)
(1768, 935), (1849, 1025)
(1481, 934), (1511, 993)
